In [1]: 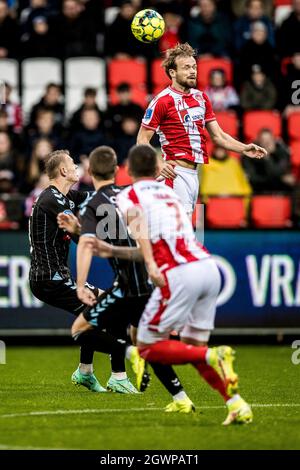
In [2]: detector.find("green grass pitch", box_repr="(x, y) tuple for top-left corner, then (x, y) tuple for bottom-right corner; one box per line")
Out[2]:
(0, 345), (300, 450)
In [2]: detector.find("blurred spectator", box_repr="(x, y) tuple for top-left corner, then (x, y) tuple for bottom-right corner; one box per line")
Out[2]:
(105, 82), (144, 137)
(277, 0), (300, 59)
(0, 170), (16, 194)
(239, 21), (277, 83)
(76, 155), (93, 191)
(26, 109), (64, 154)
(56, 0), (97, 58)
(242, 128), (296, 192)
(21, 15), (59, 57)
(3, 83), (23, 133)
(0, 0), (19, 58)
(25, 172), (49, 217)
(69, 108), (109, 162)
(159, 10), (182, 53)
(240, 64), (277, 111)
(20, 0), (52, 35)
(29, 83), (64, 127)
(114, 116), (139, 164)
(0, 109), (24, 152)
(200, 145), (252, 199)
(0, 131), (24, 190)
(106, 1), (154, 58)
(188, 0), (233, 57)
(234, 0), (274, 52)
(27, 137), (53, 188)
(204, 69), (239, 112)
(69, 87), (102, 132)
(280, 51), (300, 117)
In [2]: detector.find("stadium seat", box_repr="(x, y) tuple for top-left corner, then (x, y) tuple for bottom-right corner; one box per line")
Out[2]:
(197, 57), (233, 89)
(205, 197), (247, 228)
(0, 58), (18, 88)
(115, 164), (133, 186)
(0, 58), (19, 102)
(151, 58), (170, 94)
(215, 111), (239, 138)
(22, 58), (62, 87)
(243, 111), (282, 142)
(274, 5), (292, 26)
(108, 58), (147, 88)
(64, 57), (107, 116)
(287, 113), (300, 141)
(65, 57), (106, 88)
(290, 141), (300, 179)
(22, 58), (63, 116)
(251, 195), (292, 228)
(281, 56), (292, 75)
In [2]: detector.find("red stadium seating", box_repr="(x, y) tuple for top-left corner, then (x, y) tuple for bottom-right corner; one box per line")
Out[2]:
(215, 111), (239, 137)
(251, 195), (292, 228)
(108, 58), (147, 87)
(151, 58), (171, 95)
(197, 57), (233, 89)
(115, 164), (133, 186)
(243, 111), (282, 142)
(287, 113), (300, 141)
(205, 197), (247, 228)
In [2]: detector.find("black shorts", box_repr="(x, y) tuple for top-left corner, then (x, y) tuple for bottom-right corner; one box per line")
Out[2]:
(30, 278), (98, 316)
(83, 285), (150, 330)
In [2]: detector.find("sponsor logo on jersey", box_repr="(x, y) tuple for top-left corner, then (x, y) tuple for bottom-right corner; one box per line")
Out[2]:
(144, 108), (153, 121)
(63, 209), (73, 215)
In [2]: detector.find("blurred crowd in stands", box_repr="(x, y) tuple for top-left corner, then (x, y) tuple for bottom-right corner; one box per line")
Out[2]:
(0, 0), (300, 228)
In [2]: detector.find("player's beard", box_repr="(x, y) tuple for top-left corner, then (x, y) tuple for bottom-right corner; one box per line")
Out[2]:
(177, 76), (197, 91)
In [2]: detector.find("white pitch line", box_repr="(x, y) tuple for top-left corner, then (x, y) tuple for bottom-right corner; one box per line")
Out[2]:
(0, 444), (64, 450)
(1, 403), (300, 419)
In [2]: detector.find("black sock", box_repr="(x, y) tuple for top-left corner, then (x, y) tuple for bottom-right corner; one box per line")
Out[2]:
(79, 346), (94, 365)
(73, 330), (126, 359)
(110, 344), (126, 373)
(150, 363), (184, 396)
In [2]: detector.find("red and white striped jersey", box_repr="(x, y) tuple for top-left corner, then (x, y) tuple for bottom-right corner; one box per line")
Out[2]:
(117, 179), (210, 272)
(142, 86), (216, 164)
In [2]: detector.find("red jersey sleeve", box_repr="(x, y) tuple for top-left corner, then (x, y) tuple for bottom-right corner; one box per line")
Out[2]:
(141, 96), (167, 131)
(203, 92), (216, 123)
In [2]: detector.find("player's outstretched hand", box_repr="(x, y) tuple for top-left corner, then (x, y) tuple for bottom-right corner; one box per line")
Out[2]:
(86, 238), (113, 258)
(147, 261), (166, 288)
(242, 143), (267, 159)
(77, 286), (97, 306)
(160, 161), (177, 180)
(57, 212), (81, 234)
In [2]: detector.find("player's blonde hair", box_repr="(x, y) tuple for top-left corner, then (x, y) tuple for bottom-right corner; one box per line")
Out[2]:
(45, 150), (70, 179)
(162, 43), (197, 79)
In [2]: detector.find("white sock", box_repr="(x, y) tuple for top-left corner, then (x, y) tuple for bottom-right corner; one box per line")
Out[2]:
(79, 363), (93, 375)
(226, 394), (241, 406)
(173, 391), (188, 401)
(125, 345), (135, 360)
(111, 372), (127, 380)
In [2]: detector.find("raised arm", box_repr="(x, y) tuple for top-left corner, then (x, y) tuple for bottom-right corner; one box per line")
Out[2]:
(206, 120), (267, 159)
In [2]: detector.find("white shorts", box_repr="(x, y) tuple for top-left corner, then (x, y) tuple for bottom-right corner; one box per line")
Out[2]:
(164, 166), (199, 215)
(137, 258), (221, 345)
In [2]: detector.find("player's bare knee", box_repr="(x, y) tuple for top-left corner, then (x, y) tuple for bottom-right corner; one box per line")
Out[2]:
(71, 314), (91, 338)
(181, 326), (211, 345)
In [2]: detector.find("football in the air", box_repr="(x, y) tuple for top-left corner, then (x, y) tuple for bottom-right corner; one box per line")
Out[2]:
(131, 9), (165, 43)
